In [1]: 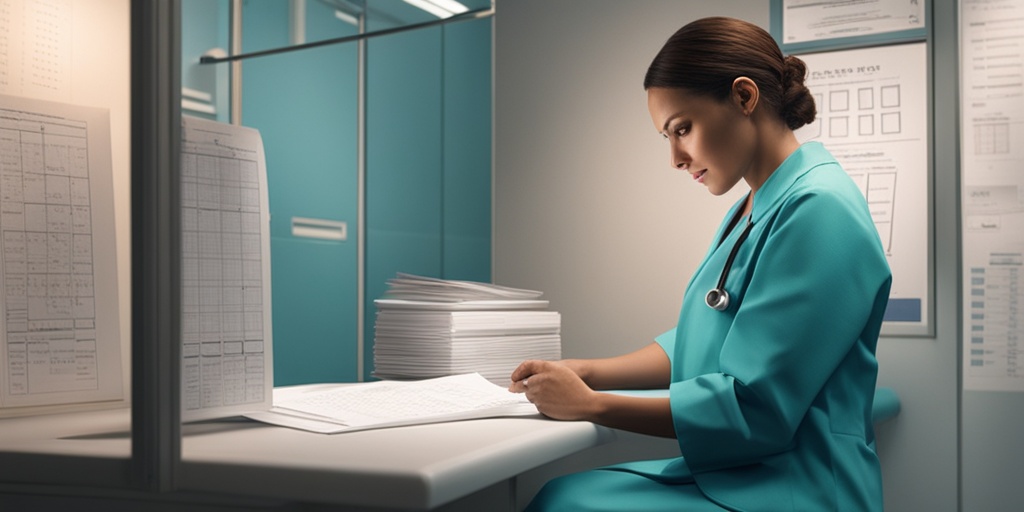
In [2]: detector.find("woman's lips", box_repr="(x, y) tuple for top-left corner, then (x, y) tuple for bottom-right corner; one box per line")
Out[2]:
(694, 169), (707, 183)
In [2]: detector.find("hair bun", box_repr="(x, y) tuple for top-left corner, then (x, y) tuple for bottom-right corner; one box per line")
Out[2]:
(644, 17), (816, 131)
(781, 55), (816, 130)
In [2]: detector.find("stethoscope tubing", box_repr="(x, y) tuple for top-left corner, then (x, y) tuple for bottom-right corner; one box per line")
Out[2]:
(706, 195), (753, 311)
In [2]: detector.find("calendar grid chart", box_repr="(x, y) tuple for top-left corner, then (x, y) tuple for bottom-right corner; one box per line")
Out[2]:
(180, 116), (272, 420)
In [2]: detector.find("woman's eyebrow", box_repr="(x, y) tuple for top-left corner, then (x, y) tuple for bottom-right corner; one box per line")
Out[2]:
(661, 112), (685, 132)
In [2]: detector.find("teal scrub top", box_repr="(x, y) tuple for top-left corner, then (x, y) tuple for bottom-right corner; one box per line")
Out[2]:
(618, 142), (891, 511)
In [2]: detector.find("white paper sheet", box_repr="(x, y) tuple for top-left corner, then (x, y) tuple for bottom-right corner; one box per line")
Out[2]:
(180, 116), (274, 420)
(0, 94), (123, 409)
(246, 373), (538, 434)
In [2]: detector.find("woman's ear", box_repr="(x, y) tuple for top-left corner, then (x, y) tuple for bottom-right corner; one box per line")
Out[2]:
(731, 77), (759, 116)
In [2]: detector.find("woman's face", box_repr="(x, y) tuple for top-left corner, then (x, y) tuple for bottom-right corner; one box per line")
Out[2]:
(647, 86), (757, 196)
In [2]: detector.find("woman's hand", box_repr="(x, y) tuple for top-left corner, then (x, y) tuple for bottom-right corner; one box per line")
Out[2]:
(508, 360), (602, 421)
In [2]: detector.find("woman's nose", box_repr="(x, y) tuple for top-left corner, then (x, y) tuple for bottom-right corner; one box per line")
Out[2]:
(671, 145), (688, 170)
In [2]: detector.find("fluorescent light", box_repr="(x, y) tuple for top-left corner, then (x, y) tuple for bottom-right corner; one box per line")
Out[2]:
(402, 0), (469, 19)
(402, 0), (451, 18)
(335, 9), (359, 25)
(428, 0), (469, 15)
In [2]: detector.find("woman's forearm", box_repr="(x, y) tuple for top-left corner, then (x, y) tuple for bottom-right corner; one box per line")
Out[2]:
(588, 393), (676, 438)
(566, 342), (672, 391)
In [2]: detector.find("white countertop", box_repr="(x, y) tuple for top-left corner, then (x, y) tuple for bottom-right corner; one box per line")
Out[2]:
(181, 414), (615, 509)
(0, 398), (619, 510)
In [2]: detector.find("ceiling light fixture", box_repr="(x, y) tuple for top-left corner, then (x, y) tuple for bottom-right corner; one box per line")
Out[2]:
(401, 0), (469, 19)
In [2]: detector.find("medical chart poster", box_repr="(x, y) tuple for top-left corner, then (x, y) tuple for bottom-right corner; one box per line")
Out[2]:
(180, 116), (274, 421)
(0, 94), (124, 410)
(960, 0), (1024, 393)
(794, 42), (931, 336)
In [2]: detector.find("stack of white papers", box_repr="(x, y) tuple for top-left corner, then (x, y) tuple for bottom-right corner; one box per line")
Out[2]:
(373, 274), (562, 384)
(245, 373), (538, 434)
(382, 272), (546, 301)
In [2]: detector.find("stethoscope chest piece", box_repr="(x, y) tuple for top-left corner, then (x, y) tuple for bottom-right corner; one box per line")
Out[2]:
(705, 288), (730, 311)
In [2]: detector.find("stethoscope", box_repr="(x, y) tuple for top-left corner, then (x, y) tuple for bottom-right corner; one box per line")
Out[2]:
(705, 195), (754, 311)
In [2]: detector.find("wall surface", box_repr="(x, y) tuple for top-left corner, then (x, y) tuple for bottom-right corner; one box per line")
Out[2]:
(495, 0), (747, 360)
(493, 1), (960, 510)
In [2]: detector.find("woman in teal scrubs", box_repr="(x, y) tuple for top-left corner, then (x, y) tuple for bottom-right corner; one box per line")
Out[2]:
(509, 17), (892, 511)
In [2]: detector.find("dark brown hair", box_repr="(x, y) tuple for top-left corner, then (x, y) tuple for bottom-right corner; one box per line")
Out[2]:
(643, 17), (816, 130)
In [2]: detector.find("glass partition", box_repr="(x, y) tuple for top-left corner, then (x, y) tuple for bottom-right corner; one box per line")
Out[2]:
(0, 0), (493, 505)
(0, 0), (134, 489)
(182, 0), (493, 386)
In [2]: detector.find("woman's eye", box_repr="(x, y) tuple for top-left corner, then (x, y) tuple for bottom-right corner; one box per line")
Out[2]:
(662, 124), (689, 139)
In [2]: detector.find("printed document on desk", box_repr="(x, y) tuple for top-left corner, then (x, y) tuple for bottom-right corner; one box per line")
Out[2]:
(244, 373), (539, 434)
